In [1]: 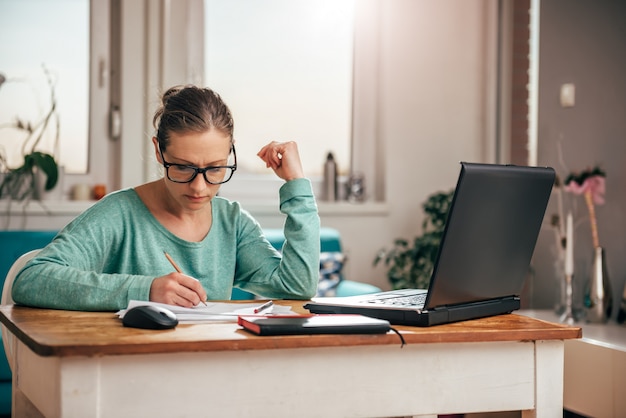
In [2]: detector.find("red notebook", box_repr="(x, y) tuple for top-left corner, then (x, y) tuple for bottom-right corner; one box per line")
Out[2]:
(238, 314), (391, 336)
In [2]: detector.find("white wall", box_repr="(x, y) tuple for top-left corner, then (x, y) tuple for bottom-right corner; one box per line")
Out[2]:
(249, 0), (498, 290)
(531, 0), (626, 316)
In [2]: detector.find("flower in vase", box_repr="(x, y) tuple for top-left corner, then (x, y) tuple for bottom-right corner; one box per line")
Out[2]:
(564, 166), (606, 248)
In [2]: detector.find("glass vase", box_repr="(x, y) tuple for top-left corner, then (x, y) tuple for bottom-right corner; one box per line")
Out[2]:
(553, 250), (566, 315)
(617, 280), (626, 324)
(584, 246), (613, 323)
(559, 273), (575, 325)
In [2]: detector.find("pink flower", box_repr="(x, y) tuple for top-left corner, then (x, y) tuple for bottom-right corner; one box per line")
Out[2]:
(564, 166), (606, 249)
(564, 175), (605, 205)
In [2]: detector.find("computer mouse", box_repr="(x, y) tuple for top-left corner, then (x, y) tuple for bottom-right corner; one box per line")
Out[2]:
(122, 305), (179, 330)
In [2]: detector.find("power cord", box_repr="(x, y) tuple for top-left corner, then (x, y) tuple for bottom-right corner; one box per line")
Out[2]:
(390, 327), (406, 347)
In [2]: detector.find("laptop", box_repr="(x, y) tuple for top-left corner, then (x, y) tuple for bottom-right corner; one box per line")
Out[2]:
(304, 162), (556, 326)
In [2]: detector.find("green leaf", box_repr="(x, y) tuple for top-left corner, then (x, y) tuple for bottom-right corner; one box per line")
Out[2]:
(29, 152), (59, 191)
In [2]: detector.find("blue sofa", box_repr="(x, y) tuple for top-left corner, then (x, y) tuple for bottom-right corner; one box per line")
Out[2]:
(0, 227), (379, 415)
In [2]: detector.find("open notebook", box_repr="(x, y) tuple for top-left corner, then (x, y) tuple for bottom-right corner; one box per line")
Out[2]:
(305, 162), (555, 326)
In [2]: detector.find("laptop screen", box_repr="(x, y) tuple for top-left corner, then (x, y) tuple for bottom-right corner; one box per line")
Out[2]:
(425, 162), (555, 309)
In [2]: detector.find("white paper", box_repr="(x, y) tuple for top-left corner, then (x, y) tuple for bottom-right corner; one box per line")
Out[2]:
(116, 300), (294, 323)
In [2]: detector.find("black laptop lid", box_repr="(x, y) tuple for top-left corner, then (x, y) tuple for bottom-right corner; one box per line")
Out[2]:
(424, 162), (555, 309)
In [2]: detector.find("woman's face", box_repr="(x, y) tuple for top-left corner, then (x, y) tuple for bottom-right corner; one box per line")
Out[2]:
(154, 129), (232, 212)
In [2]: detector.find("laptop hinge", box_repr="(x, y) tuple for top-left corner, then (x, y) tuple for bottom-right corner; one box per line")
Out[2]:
(429, 296), (520, 325)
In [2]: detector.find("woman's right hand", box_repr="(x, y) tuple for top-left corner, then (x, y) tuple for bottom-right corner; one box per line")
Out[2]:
(149, 272), (207, 307)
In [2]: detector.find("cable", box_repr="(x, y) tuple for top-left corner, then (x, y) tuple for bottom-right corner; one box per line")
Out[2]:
(390, 327), (406, 348)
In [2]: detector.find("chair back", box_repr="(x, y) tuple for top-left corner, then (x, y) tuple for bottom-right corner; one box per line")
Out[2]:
(1, 249), (40, 371)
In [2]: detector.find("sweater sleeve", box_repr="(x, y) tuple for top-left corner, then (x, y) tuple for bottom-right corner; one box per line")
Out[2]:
(233, 178), (320, 299)
(12, 191), (157, 311)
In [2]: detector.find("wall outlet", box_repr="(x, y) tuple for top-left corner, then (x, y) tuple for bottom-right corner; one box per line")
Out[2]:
(560, 83), (576, 107)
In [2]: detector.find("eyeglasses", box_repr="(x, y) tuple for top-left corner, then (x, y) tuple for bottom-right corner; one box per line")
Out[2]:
(158, 144), (237, 184)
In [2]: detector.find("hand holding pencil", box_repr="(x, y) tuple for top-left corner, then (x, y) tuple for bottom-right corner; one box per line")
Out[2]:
(147, 252), (208, 308)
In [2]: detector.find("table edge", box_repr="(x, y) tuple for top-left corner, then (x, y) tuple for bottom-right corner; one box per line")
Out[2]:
(0, 305), (581, 357)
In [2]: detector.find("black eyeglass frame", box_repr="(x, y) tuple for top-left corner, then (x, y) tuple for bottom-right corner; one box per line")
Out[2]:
(158, 144), (237, 184)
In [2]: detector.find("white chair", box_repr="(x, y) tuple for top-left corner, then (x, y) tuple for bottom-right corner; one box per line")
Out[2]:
(1, 249), (40, 372)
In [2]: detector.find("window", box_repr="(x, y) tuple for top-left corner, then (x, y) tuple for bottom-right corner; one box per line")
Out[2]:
(1, 1), (384, 206)
(0, 0), (115, 203)
(203, 0), (355, 189)
(0, 0), (89, 174)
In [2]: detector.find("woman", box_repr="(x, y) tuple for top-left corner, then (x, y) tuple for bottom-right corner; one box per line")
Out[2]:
(12, 85), (320, 311)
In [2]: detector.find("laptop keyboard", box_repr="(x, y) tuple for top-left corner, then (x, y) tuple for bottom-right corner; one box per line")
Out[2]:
(366, 293), (427, 308)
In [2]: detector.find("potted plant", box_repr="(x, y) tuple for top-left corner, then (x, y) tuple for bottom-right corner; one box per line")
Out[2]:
(0, 66), (59, 202)
(374, 189), (454, 290)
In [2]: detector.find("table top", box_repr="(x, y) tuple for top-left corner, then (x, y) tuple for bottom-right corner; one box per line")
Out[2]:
(0, 302), (581, 357)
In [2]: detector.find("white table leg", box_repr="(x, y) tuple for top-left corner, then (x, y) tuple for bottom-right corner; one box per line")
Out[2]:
(522, 340), (564, 418)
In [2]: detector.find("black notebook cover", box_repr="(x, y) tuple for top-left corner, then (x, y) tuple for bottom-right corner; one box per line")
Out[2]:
(238, 315), (391, 336)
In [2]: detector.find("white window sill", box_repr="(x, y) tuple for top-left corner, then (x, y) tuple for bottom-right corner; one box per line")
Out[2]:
(0, 199), (389, 217)
(0, 200), (96, 216)
(217, 175), (389, 216)
(240, 200), (390, 216)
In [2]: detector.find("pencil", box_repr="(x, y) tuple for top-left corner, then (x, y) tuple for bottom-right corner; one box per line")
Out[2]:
(163, 251), (207, 306)
(254, 300), (274, 314)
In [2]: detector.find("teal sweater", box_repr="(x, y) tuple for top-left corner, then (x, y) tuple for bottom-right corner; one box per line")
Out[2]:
(12, 178), (320, 311)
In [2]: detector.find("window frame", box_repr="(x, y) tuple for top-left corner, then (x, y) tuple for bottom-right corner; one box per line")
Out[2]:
(196, 0), (385, 204)
(54, 0), (386, 204)
(55, 0), (115, 197)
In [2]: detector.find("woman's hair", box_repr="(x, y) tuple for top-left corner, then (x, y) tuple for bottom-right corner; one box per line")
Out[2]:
(152, 85), (234, 151)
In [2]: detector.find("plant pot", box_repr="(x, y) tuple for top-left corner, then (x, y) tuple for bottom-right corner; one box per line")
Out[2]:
(33, 165), (64, 200)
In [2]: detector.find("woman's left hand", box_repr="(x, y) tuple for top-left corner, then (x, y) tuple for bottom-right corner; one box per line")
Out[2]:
(257, 141), (304, 181)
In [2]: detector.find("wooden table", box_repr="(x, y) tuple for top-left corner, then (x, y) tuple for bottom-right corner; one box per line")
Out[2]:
(0, 302), (580, 418)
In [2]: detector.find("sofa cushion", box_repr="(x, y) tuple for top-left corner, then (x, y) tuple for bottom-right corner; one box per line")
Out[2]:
(0, 342), (9, 382)
(317, 252), (345, 297)
(0, 231), (58, 286)
(263, 228), (346, 298)
(0, 381), (10, 415)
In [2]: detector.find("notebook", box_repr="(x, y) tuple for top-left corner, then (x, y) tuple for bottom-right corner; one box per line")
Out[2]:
(238, 315), (391, 336)
(304, 162), (555, 326)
